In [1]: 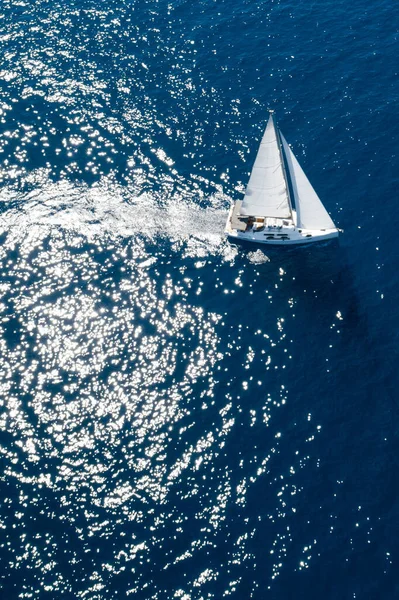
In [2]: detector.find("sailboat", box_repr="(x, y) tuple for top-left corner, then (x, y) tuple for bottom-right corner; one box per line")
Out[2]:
(225, 113), (339, 245)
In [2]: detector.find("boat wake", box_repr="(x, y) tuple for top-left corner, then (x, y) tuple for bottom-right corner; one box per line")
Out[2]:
(247, 249), (271, 264)
(0, 173), (235, 260)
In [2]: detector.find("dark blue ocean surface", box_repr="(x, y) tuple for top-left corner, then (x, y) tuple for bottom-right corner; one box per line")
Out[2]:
(0, 0), (398, 598)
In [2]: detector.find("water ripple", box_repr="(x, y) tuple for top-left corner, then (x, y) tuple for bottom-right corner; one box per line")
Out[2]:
(0, 0), (397, 597)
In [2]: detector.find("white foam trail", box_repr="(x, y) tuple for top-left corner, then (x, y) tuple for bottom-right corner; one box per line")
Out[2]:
(0, 173), (236, 261)
(247, 250), (271, 264)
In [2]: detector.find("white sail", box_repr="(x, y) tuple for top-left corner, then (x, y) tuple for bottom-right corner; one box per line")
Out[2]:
(241, 115), (291, 218)
(281, 134), (336, 230)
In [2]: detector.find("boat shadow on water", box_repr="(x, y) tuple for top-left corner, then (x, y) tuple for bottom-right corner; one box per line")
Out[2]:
(233, 237), (398, 419)
(229, 236), (364, 332)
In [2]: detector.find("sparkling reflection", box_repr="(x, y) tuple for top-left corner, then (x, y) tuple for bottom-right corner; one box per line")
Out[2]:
(0, 0), (395, 596)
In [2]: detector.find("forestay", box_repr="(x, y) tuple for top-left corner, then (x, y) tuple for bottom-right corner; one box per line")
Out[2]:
(241, 116), (292, 219)
(281, 134), (336, 230)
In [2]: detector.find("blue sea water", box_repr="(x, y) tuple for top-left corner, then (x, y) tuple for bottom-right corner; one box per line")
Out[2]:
(0, 0), (398, 598)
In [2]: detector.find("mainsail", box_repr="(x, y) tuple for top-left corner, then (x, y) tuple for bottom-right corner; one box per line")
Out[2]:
(281, 133), (336, 230)
(241, 115), (292, 219)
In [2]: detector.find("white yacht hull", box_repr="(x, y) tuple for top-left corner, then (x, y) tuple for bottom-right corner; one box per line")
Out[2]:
(225, 204), (339, 246)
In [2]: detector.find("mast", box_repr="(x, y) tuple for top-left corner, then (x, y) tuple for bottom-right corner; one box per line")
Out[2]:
(280, 132), (300, 226)
(271, 113), (294, 220)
